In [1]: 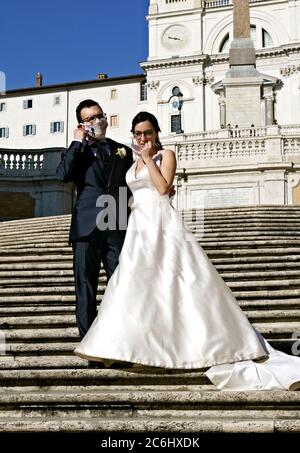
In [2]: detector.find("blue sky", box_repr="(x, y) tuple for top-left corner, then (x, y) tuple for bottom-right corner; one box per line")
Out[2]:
(0, 0), (149, 90)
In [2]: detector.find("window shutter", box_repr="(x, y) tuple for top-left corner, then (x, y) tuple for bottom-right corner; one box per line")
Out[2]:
(5, 128), (9, 138)
(50, 122), (54, 133)
(23, 125), (27, 136)
(60, 121), (64, 132)
(23, 100), (27, 109)
(32, 125), (36, 135)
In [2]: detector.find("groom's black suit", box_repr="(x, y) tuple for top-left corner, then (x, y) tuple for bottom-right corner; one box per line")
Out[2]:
(56, 138), (133, 337)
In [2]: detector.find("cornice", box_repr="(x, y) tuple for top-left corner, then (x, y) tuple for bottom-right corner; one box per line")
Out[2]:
(210, 43), (300, 65)
(141, 55), (209, 71)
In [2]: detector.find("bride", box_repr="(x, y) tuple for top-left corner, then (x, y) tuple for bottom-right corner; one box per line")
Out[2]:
(75, 111), (300, 391)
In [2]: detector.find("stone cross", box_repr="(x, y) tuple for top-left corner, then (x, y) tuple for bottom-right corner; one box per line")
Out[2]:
(233, 0), (251, 39)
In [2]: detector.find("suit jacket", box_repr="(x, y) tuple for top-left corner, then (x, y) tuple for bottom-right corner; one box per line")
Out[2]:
(56, 138), (133, 243)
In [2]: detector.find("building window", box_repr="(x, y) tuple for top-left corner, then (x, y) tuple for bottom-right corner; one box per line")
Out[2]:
(23, 124), (36, 136)
(262, 28), (273, 48)
(110, 115), (119, 128)
(140, 81), (147, 101)
(219, 25), (273, 53)
(0, 102), (6, 112)
(219, 33), (230, 53)
(54, 96), (61, 106)
(50, 121), (64, 133)
(0, 127), (9, 138)
(110, 89), (117, 100)
(171, 114), (182, 133)
(23, 99), (33, 109)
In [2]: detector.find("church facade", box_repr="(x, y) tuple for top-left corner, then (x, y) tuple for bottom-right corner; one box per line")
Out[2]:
(1, 0), (300, 219)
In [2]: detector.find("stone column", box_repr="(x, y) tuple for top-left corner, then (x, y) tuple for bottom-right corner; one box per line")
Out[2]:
(265, 94), (275, 126)
(219, 94), (226, 128)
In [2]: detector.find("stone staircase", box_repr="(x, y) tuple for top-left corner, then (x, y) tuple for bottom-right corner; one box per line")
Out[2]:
(0, 206), (300, 434)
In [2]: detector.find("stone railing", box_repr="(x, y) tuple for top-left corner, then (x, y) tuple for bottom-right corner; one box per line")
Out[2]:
(169, 124), (300, 163)
(0, 148), (63, 177)
(177, 137), (267, 161)
(203, 0), (269, 8)
(181, 126), (267, 141)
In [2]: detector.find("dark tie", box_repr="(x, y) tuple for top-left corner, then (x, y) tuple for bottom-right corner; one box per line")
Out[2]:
(98, 142), (110, 160)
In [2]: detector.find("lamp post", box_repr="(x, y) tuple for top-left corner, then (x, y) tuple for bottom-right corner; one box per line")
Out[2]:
(168, 86), (184, 134)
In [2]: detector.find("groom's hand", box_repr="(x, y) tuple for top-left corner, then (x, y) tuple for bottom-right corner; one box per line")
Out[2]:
(74, 124), (87, 142)
(169, 185), (176, 198)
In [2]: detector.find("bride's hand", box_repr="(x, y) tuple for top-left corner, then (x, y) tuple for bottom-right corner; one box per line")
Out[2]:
(140, 142), (154, 163)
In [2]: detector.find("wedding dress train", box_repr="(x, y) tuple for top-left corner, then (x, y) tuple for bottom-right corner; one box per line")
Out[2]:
(75, 152), (300, 391)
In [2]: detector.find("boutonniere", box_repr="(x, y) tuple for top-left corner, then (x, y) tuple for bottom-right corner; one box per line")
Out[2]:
(116, 147), (127, 158)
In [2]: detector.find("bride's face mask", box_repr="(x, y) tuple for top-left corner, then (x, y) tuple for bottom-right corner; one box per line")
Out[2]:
(85, 117), (108, 140)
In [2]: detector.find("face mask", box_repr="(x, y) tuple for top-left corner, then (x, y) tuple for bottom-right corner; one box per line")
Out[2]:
(85, 118), (108, 140)
(130, 138), (142, 156)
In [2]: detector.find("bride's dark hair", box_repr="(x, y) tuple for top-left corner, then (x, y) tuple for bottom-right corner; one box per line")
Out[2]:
(131, 111), (163, 151)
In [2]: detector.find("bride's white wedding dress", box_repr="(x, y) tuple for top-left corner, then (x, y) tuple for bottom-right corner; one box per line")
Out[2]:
(75, 152), (300, 390)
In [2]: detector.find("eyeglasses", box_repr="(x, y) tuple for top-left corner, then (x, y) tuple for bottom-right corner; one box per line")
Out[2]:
(82, 113), (107, 124)
(133, 130), (154, 139)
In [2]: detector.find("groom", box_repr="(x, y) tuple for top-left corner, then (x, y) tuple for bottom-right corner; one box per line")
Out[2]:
(56, 100), (133, 354)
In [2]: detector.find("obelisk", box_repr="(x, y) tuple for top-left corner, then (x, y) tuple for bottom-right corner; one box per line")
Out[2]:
(215, 0), (263, 126)
(229, 0), (256, 69)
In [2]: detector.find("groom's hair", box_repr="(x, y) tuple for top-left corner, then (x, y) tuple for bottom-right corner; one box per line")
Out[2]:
(76, 99), (101, 123)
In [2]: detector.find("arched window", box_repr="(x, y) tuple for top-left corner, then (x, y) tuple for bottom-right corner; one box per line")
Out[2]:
(219, 25), (273, 53)
(262, 28), (273, 48)
(219, 33), (230, 53)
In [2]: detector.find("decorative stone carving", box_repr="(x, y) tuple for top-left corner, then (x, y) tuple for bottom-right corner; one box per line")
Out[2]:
(280, 64), (300, 77)
(192, 74), (215, 86)
(147, 80), (160, 90)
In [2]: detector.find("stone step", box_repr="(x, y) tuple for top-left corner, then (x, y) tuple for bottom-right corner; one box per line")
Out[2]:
(0, 263), (300, 287)
(0, 314), (75, 327)
(4, 238), (300, 251)
(2, 272), (300, 288)
(0, 415), (299, 434)
(239, 298), (300, 308)
(0, 305), (75, 315)
(234, 289), (300, 298)
(0, 369), (209, 387)
(1, 309), (299, 330)
(0, 355), (84, 369)
(1, 259), (300, 274)
(3, 342), (79, 354)
(1, 322), (296, 342)
(0, 208), (298, 229)
(0, 388), (299, 424)
(1, 290), (299, 305)
(4, 227), (300, 248)
(1, 338), (296, 357)
(0, 300), (298, 318)
(206, 247), (300, 257)
(0, 385), (299, 404)
(0, 255), (72, 264)
(0, 247), (71, 254)
(1, 276), (300, 295)
(0, 286), (104, 295)
(1, 253), (300, 267)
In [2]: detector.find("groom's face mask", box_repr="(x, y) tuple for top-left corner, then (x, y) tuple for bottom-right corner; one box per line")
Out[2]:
(85, 117), (108, 140)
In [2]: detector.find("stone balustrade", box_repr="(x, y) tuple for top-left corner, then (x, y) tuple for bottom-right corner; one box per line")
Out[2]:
(0, 148), (62, 177)
(160, 124), (300, 163)
(203, 0), (268, 8)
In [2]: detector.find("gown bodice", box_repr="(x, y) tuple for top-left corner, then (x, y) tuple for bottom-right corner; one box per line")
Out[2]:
(126, 153), (170, 207)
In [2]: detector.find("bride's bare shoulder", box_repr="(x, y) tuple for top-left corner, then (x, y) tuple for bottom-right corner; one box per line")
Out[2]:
(160, 148), (176, 160)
